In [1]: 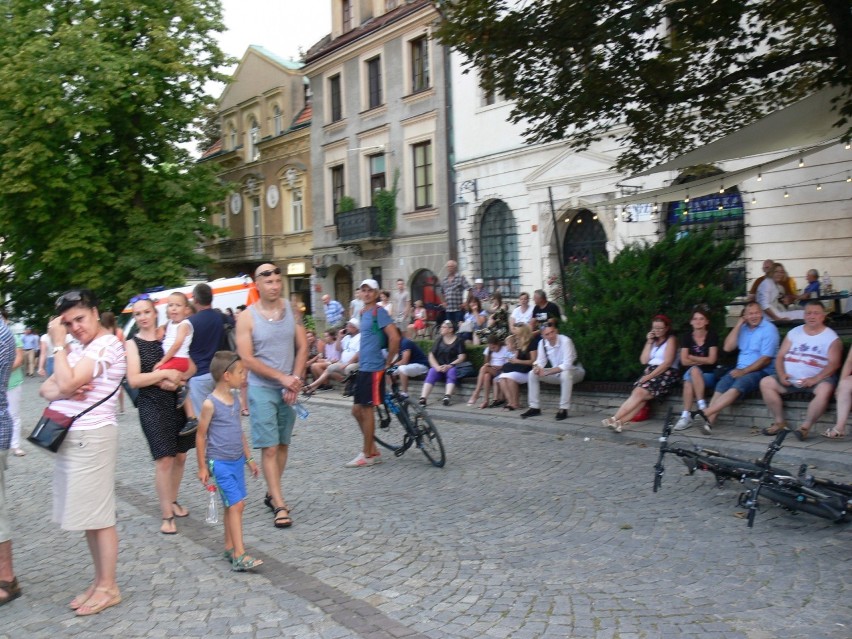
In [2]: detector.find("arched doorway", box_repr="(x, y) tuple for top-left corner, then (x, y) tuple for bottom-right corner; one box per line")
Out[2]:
(411, 269), (441, 321)
(334, 267), (353, 311)
(562, 209), (607, 266)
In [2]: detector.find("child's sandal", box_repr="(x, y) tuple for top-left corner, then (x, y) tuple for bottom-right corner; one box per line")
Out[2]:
(232, 553), (264, 572)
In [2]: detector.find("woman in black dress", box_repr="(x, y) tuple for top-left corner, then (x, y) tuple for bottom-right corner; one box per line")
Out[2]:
(125, 296), (195, 535)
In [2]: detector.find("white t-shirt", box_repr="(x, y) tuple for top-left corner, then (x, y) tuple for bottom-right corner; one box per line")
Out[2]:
(783, 325), (839, 380)
(511, 305), (533, 326)
(163, 319), (193, 358)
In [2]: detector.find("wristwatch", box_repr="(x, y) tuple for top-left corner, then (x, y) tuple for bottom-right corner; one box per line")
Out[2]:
(52, 346), (65, 354)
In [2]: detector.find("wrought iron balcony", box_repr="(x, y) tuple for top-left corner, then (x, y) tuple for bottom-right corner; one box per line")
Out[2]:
(207, 235), (275, 263)
(336, 206), (391, 244)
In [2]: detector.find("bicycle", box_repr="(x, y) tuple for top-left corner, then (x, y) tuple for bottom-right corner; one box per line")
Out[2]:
(373, 367), (446, 467)
(653, 408), (850, 527)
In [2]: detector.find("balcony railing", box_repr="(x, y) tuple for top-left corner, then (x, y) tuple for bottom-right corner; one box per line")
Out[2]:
(336, 206), (391, 243)
(207, 235), (275, 262)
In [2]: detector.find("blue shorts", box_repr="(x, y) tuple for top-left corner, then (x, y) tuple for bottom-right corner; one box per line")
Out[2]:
(716, 369), (768, 396)
(248, 385), (295, 448)
(682, 367), (717, 391)
(353, 370), (384, 406)
(209, 457), (247, 508)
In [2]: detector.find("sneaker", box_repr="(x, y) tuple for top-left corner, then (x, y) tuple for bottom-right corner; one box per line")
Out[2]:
(673, 415), (693, 431)
(399, 391), (409, 399)
(12, 448), (25, 457)
(179, 418), (199, 437)
(555, 410), (568, 421)
(369, 451), (382, 465)
(700, 419), (713, 435)
(442, 394), (451, 406)
(520, 408), (541, 419)
(344, 452), (377, 468)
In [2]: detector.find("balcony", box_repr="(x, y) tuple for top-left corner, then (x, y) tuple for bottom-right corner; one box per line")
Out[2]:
(207, 235), (275, 263)
(336, 206), (392, 244)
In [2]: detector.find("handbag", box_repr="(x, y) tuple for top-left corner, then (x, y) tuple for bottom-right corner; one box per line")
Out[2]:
(122, 376), (139, 408)
(453, 361), (475, 378)
(28, 384), (122, 453)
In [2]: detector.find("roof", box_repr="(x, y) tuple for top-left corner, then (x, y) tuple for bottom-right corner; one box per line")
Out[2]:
(291, 103), (312, 130)
(200, 138), (223, 160)
(249, 45), (303, 71)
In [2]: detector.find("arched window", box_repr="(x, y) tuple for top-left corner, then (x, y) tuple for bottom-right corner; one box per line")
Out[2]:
(248, 117), (260, 161)
(273, 105), (283, 135)
(479, 200), (519, 296)
(411, 269), (441, 321)
(229, 124), (237, 150)
(562, 209), (607, 266)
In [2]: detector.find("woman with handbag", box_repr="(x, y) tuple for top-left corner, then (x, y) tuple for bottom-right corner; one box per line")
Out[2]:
(38, 290), (126, 616)
(124, 295), (195, 536)
(419, 320), (467, 406)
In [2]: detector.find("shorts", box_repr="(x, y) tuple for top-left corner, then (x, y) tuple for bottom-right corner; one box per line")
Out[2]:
(353, 370), (384, 406)
(159, 357), (189, 372)
(209, 457), (247, 508)
(716, 369), (768, 396)
(395, 363), (428, 379)
(248, 385), (295, 448)
(188, 373), (215, 416)
(0, 450), (10, 543)
(682, 367), (718, 391)
(771, 373), (838, 394)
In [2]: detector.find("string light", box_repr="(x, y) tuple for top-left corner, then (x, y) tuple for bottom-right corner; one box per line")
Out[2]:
(798, 157), (805, 168)
(719, 184), (725, 194)
(757, 172), (762, 181)
(783, 189), (790, 198)
(592, 213), (598, 221)
(816, 183), (822, 190)
(751, 195), (757, 204)
(848, 175), (851, 183)
(846, 143), (851, 150)
(684, 192), (690, 203)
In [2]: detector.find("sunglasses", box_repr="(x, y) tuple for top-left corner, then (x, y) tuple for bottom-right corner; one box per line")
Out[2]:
(256, 267), (282, 278)
(225, 355), (241, 373)
(55, 290), (83, 309)
(130, 293), (152, 304)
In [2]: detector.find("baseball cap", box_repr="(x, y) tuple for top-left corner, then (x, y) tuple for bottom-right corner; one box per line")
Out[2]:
(347, 316), (360, 328)
(359, 279), (380, 290)
(474, 278), (484, 284)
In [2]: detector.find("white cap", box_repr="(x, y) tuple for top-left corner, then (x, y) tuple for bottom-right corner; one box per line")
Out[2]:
(347, 316), (360, 328)
(474, 278), (484, 284)
(359, 279), (380, 290)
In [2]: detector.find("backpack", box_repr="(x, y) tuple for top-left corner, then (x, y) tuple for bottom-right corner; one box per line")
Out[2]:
(364, 305), (399, 350)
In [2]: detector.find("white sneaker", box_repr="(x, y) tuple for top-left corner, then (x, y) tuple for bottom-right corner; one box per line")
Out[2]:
(344, 452), (377, 468)
(673, 415), (693, 431)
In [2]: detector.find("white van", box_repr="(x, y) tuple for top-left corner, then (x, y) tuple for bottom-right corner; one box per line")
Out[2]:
(121, 276), (257, 335)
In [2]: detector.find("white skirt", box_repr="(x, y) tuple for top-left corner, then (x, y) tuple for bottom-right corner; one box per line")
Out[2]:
(53, 424), (118, 531)
(496, 371), (530, 385)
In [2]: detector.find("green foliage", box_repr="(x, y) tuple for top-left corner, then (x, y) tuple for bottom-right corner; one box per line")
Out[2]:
(435, 0), (852, 172)
(337, 196), (357, 214)
(564, 227), (742, 381)
(302, 314), (316, 333)
(373, 170), (400, 236)
(0, 0), (231, 321)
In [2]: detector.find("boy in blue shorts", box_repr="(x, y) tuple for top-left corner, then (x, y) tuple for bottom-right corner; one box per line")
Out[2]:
(196, 351), (262, 571)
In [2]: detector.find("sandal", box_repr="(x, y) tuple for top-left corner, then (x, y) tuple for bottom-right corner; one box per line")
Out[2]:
(821, 428), (846, 440)
(69, 584), (95, 610)
(0, 577), (21, 608)
(489, 399), (506, 408)
(793, 426), (810, 441)
(273, 506), (292, 528)
(761, 422), (787, 436)
(172, 501), (189, 517)
(160, 517), (177, 535)
(76, 586), (121, 616)
(418, 397), (427, 406)
(223, 548), (234, 562)
(232, 553), (264, 572)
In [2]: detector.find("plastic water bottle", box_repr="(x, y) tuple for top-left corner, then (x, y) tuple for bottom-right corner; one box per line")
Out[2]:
(822, 271), (832, 294)
(205, 484), (218, 524)
(293, 401), (309, 420)
(385, 392), (400, 414)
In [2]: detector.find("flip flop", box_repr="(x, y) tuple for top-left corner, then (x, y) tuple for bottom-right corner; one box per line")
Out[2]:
(821, 428), (846, 440)
(172, 501), (189, 517)
(76, 587), (121, 616)
(160, 517), (177, 535)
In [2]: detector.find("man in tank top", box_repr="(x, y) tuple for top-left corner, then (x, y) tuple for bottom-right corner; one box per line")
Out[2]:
(236, 264), (307, 528)
(758, 300), (842, 440)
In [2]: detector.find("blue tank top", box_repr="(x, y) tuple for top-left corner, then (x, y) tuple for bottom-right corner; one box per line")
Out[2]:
(205, 393), (243, 461)
(247, 299), (296, 389)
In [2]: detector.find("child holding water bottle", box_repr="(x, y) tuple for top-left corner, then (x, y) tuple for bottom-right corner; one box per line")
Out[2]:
(196, 351), (262, 571)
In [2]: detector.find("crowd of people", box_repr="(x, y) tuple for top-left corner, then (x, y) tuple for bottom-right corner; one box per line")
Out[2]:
(0, 257), (849, 616)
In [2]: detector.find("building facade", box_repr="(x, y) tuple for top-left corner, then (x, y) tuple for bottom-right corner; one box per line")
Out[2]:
(200, 46), (314, 314)
(304, 0), (451, 318)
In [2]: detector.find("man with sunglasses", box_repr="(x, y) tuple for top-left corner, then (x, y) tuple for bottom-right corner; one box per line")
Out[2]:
(236, 264), (307, 527)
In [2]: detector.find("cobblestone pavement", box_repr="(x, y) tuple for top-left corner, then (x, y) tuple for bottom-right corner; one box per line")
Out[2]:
(3, 377), (851, 638)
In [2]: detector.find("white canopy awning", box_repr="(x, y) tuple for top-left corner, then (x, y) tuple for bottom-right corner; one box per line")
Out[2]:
(632, 87), (846, 177)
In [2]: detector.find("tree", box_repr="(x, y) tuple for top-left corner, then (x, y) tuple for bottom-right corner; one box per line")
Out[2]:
(0, 0), (231, 321)
(563, 227), (742, 382)
(435, 0), (852, 172)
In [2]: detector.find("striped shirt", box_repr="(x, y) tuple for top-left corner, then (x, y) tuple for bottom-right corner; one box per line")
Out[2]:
(0, 321), (15, 449)
(50, 334), (126, 431)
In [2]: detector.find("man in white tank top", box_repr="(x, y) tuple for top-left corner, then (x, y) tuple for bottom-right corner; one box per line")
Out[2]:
(758, 300), (842, 440)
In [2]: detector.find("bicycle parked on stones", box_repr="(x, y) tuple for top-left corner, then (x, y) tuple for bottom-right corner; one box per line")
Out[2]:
(374, 367), (446, 467)
(653, 408), (852, 527)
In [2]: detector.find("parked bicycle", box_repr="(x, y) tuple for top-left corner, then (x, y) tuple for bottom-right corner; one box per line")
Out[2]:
(653, 408), (850, 527)
(374, 367), (446, 467)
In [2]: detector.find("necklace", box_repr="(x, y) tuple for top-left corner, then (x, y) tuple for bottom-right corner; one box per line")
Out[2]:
(257, 303), (282, 322)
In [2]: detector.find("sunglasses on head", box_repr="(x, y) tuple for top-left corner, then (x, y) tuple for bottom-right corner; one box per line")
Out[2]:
(225, 355), (241, 373)
(55, 290), (83, 309)
(256, 267), (282, 278)
(130, 293), (152, 304)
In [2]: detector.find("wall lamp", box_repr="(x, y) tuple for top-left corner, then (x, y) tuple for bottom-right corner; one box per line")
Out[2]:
(452, 179), (479, 220)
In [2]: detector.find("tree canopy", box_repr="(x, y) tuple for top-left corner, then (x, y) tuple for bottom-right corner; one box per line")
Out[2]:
(435, 0), (852, 172)
(0, 0), (231, 322)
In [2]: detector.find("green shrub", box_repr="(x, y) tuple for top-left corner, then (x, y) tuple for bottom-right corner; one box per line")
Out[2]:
(564, 226), (742, 381)
(337, 195), (356, 214)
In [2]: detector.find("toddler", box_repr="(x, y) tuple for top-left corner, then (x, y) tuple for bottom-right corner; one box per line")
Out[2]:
(196, 351), (262, 572)
(155, 292), (197, 434)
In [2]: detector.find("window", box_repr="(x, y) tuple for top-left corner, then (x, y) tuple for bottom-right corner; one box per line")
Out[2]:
(481, 67), (497, 106)
(369, 153), (386, 200)
(342, 0), (352, 32)
(248, 117), (260, 161)
(329, 74), (342, 122)
(330, 165), (345, 214)
(251, 195), (262, 254)
(480, 200), (520, 297)
(410, 36), (430, 93)
(412, 141), (433, 209)
(292, 188), (304, 232)
(273, 105), (283, 135)
(562, 209), (607, 266)
(366, 56), (382, 109)
(229, 125), (237, 150)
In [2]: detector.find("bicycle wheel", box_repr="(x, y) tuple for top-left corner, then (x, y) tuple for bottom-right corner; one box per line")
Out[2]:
(760, 485), (848, 523)
(374, 404), (407, 453)
(411, 407), (445, 467)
